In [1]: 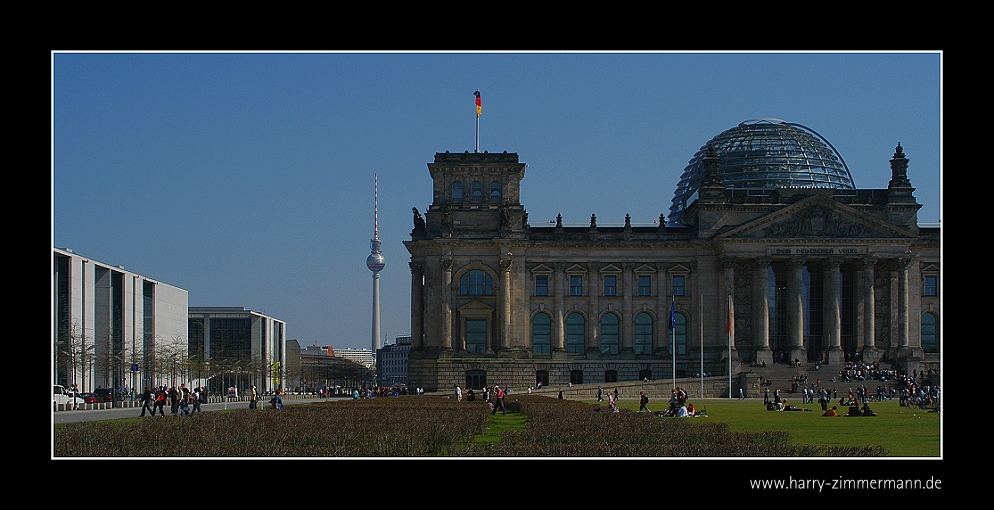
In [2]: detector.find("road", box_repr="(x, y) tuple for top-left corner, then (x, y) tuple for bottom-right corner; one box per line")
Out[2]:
(52, 397), (335, 424)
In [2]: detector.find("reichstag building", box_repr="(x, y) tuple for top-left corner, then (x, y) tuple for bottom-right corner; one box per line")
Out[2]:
(404, 119), (940, 392)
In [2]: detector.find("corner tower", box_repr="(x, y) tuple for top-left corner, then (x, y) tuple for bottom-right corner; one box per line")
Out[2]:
(416, 151), (528, 240)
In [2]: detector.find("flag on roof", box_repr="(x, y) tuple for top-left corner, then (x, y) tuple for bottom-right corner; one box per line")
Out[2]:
(474, 90), (481, 117)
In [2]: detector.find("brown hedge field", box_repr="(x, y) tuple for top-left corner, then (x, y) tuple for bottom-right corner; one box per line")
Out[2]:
(53, 394), (884, 457)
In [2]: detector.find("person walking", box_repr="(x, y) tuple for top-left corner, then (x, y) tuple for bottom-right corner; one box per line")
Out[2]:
(638, 391), (650, 412)
(491, 385), (505, 415)
(454, 385), (462, 402)
(139, 386), (154, 417)
(597, 386), (603, 402)
(152, 386), (167, 416)
(250, 385), (259, 409)
(168, 386), (179, 415)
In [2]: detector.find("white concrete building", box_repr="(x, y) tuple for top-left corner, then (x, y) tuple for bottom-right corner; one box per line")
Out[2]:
(53, 247), (189, 395)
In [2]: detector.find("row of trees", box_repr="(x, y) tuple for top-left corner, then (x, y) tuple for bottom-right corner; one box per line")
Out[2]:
(54, 320), (282, 396)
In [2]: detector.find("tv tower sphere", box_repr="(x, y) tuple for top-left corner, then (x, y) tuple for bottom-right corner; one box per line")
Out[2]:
(367, 240), (385, 272)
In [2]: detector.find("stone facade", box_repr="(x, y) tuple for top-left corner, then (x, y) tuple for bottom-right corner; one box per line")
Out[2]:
(405, 147), (939, 393)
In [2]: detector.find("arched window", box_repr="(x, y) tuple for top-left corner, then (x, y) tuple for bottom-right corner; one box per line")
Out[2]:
(600, 313), (619, 354)
(670, 312), (687, 355)
(459, 270), (493, 295)
(532, 313), (551, 354)
(634, 312), (653, 354)
(452, 181), (463, 200)
(471, 181), (482, 199)
(922, 312), (939, 353)
(566, 313), (585, 354)
(490, 181), (501, 199)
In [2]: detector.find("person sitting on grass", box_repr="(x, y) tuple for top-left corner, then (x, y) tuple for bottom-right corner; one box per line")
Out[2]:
(822, 406), (839, 417)
(846, 402), (861, 416)
(686, 402), (696, 416)
(860, 402), (878, 416)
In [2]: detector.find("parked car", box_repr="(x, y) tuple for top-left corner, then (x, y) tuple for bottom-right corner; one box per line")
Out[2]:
(78, 392), (103, 404)
(53, 385), (84, 408)
(93, 388), (115, 402)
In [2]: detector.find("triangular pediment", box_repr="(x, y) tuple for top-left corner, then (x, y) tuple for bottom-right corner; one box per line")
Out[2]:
(599, 264), (622, 274)
(565, 263), (588, 274)
(530, 264), (554, 274)
(717, 194), (917, 240)
(458, 300), (494, 314)
(633, 263), (657, 274)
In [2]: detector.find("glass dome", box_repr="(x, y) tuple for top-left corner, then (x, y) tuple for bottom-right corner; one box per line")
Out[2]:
(668, 119), (855, 224)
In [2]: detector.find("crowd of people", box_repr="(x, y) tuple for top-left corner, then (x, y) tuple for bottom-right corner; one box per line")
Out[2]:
(138, 383), (205, 417)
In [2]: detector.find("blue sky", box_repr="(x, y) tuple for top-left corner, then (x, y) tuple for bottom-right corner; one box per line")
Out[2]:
(51, 51), (942, 350)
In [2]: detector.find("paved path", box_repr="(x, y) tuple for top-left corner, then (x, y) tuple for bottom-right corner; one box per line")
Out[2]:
(52, 397), (336, 424)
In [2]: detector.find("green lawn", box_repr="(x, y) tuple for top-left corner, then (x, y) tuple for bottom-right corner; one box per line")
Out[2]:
(591, 398), (940, 457)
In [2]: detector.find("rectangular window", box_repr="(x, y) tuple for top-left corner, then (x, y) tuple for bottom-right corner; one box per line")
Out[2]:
(673, 275), (686, 296)
(570, 275), (583, 296)
(924, 275), (937, 296)
(536, 275), (549, 296)
(638, 275), (651, 296)
(466, 320), (487, 353)
(604, 275), (617, 296)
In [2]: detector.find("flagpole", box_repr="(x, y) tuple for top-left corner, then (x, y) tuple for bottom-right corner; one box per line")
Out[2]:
(728, 293), (732, 399)
(474, 89), (481, 153)
(700, 293), (704, 399)
(670, 296), (675, 391)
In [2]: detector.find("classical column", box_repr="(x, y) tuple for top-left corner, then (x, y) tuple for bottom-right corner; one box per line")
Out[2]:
(786, 258), (806, 363)
(499, 256), (513, 352)
(441, 257), (453, 350)
(824, 258), (844, 365)
(754, 257), (772, 364)
(896, 257), (912, 352)
(621, 262), (634, 353)
(409, 262), (424, 351)
(860, 256), (877, 360)
(721, 256), (737, 360)
(553, 262), (565, 353)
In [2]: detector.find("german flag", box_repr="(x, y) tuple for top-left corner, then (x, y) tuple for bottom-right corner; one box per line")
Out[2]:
(474, 90), (482, 117)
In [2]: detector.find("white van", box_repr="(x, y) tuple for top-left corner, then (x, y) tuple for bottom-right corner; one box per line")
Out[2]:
(54, 384), (83, 408)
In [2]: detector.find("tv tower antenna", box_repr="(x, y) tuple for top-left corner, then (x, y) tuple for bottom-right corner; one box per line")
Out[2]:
(366, 173), (385, 354)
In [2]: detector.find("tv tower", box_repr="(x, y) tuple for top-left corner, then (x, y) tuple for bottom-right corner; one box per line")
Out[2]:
(366, 173), (385, 354)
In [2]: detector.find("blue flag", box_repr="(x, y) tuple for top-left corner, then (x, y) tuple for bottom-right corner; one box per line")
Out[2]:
(668, 300), (676, 331)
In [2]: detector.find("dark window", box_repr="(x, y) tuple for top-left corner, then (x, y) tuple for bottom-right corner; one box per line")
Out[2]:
(460, 270), (493, 295)
(535, 275), (549, 296)
(600, 313), (619, 354)
(673, 275), (686, 296)
(638, 275), (651, 296)
(532, 313), (551, 354)
(490, 181), (501, 199)
(570, 275), (583, 296)
(570, 370), (584, 385)
(604, 275), (617, 296)
(922, 312), (939, 353)
(604, 370), (618, 383)
(566, 313), (585, 354)
(536, 370), (549, 387)
(466, 370), (486, 389)
(471, 181), (482, 199)
(634, 312), (653, 354)
(452, 181), (463, 200)
(924, 275), (938, 296)
(466, 319), (487, 353)
(638, 369), (653, 381)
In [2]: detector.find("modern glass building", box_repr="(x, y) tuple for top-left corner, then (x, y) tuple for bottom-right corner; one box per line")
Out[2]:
(188, 307), (286, 395)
